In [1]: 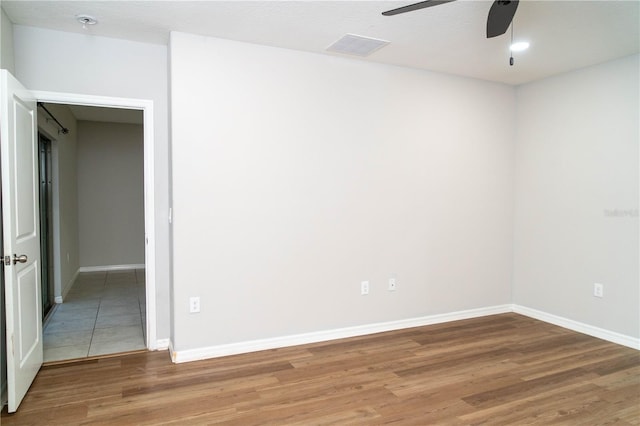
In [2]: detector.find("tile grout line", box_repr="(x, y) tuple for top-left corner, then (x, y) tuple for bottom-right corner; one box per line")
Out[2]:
(43, 272), (103, 361)
(96, 269), (145, 354)
(45, 269), (145, 361)
(86, 271), (108, 357)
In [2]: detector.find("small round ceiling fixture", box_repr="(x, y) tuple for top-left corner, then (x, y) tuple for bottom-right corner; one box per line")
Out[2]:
(510, 41), (530, 52)
(76, 15), (98, 29)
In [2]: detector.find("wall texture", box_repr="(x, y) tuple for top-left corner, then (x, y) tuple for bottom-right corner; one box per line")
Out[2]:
(37, 104), (80, 300)
(169, 32), (516, 351)
(13, 25), (171, 340)
(77, 121), (144, 267)
(513, 54), (639, 338)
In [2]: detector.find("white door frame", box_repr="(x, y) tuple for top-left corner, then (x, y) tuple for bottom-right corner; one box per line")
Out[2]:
(31, 91), (158, 350)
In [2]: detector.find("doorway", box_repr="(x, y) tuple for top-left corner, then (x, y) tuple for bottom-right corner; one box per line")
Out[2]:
(39, 104), (147, 361)
(1, 86), (158, 411)
(1, 74), (158, 412)
(32, 91), (158, 355)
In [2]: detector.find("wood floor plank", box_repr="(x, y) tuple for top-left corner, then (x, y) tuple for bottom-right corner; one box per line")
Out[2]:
(2, 313), (638, 424)
(518, 345), (630, 380)
(385, 361), (523, 399)
(462, 367), (600, 408)
(592, 365), (640, 391)
(458, 382), (603, 425)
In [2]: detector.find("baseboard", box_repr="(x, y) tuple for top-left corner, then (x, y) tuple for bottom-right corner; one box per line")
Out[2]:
(169, 340), (176, 361)
(79, 264), (145, 273)
(170, 303), (638, 364)
(55, 264), (142, 303)
(63, 268), (79, 300)
(155, 338), (170, 351)
(170, 304), (512, 363)
(513, 304), (640, 350)
(54, 268), (79, 304)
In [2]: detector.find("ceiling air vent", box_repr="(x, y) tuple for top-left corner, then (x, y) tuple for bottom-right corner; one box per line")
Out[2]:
(326, 34), (390, 57)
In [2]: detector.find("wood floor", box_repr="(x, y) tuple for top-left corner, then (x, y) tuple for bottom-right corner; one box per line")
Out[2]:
(2, 313), (639, 425)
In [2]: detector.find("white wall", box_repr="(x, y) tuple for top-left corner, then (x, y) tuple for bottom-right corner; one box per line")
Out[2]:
(514, 54), (640, 338)
(13, 25), (171, 340)
(77, 121), (144, 268)
(0, 7), (15, 73)
(13, 24), (635, 360)
(38, 104), (80, 300)
(169, 32), (515, 351)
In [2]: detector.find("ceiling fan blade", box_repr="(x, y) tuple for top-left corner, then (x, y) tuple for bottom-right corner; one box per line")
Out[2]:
(382, 0), (456, 16)
(486, 0), (519, 38)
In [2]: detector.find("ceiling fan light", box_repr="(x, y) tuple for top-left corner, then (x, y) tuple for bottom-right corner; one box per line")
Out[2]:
(510, 41), (530, 52)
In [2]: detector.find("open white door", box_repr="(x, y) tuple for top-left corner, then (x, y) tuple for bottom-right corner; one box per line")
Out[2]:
(1, 70), (43, 413)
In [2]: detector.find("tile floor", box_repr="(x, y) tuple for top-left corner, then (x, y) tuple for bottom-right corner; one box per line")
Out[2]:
(43, 269), (146, 362)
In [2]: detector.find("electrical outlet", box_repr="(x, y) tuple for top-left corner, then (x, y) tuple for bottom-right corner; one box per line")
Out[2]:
(593, 283), (604, 298)
(361, 281), (370, 296)
(388, 277), (397, 291)
(189, 296), (201, 313)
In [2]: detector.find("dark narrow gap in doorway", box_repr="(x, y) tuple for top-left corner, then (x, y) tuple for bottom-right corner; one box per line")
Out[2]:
(38, 132), (55, 321)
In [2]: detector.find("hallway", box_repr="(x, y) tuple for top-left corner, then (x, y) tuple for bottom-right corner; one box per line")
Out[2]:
(43, 269), (146, 362)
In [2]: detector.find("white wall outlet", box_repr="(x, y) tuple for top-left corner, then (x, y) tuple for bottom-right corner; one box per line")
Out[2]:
(388, 277), (397, 291)
(361, 281), (370, 295)
(189, 296), (201, 313)
(593, 283), (604, 298)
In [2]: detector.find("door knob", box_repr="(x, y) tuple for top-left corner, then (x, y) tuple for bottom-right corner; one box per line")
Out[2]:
(12, 254), (28, 264)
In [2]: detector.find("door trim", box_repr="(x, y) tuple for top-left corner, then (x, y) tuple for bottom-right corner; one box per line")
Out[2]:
(31, 91), (158, 350)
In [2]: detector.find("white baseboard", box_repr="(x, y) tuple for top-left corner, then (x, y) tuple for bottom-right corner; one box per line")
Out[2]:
(169, 340), (176, 361)
(513, 304), (640, 350)
(64, 268), (79, 299)
(155, 338), (170, 351)
(79, 264), (145, 273)
(54, 268), (79, 304)
(171, 304), (512, 363)
(170, 303), (639, 364)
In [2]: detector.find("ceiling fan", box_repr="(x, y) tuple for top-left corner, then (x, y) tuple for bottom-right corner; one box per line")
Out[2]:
(382, 0), (519, 39)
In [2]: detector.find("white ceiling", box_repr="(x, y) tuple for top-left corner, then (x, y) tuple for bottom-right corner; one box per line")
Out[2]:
(3, 0), (639, 85)
(67, 105), (143, 124)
